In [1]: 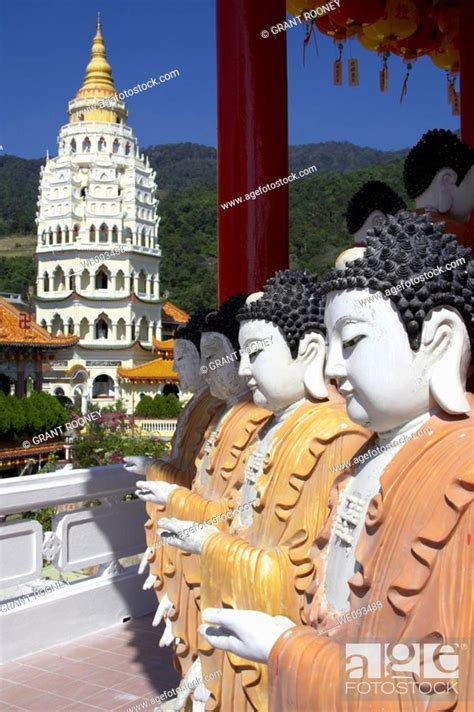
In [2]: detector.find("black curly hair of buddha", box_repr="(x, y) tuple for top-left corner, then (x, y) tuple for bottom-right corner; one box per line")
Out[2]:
(403, 129), (474, 200)
(202, 294), (248, 353)
(175, 309), (212, 355)
(346, 181), (407, 235)
(236, 269), (326, 359)
(321, 211), (474, 351)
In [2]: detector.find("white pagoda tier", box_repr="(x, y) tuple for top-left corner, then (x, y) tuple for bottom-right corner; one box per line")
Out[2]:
(34, 16), (187, 413)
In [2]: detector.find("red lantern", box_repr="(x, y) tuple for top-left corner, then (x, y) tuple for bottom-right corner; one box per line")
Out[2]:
(430, 32), (460, 72)
(315, 13), (356, 41)
(331, 0), (386, 30)
(365, 0), (424, 43)
(436, 0), (460, 36)
(389, 13), (440, 59)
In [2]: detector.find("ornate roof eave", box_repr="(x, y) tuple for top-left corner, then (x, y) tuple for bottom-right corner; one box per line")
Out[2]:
(162, 301), (189, 324)
(77, 340), (152, 351)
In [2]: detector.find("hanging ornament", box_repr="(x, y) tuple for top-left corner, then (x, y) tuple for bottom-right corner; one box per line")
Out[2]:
(315, 13), (357, 41)
(446, 72), (460, 115)
(400, 61), (413, 103)
(358, 30), (387, 53)
(303, 19), (319, 64)
(430, 32), (460, 72)
(365, 0), (423, 44)
(348, 57), (359, 86)
(333, 43), (344, 86)
(389, 12), (440, 60)
(331, 0), (386, 31)
(379, 52), (390, 93)
(436, 0), (461, 36)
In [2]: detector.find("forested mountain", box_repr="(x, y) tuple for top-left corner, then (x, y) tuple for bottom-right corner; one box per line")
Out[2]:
(0, 142), (409, 310)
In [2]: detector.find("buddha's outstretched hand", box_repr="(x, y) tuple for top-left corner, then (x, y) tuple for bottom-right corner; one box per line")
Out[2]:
(135, 480), (178, 505)
(123, 455), (152, 475)
(158, 517), (218, 554)
(199, 608), (296, 663)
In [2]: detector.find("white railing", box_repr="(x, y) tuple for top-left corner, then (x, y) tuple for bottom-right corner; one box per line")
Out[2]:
(0, 464), (155, 663)
(134, 418), (177, 439)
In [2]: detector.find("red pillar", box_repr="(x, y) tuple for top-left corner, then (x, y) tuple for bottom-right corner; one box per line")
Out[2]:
(216, 0), (289, 303)
(460, 0), (474, 148)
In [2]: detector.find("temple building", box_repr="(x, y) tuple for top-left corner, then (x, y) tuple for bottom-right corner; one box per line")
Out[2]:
(34, 16), (187, 412)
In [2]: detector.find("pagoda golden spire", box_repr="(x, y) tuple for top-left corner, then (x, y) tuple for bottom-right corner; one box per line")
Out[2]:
(75, 13), (116, 99)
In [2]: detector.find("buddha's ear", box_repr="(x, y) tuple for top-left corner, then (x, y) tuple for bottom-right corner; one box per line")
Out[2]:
(298, 332), (329, 400)
(421, 308), (470, 414)
(433, 167), (457, 213)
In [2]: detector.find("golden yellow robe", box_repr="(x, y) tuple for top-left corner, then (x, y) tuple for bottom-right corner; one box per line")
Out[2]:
(163, 394), (271, 680)
(268, 404), (474, 712)
(143, 388), (224, 598)
(199, 391), (369, 711)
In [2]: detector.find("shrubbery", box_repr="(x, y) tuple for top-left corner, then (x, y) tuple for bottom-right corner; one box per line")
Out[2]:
(0, 391), (70, 440)
(135, 393), (182, 418)
(72, 428), (168, 468)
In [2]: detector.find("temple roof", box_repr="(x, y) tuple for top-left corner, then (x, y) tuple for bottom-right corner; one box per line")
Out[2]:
(117, 357), (178, 383)
(152, 338), (175, 357)
(162, 301), (189, 324)
(0, 298), (78, 349)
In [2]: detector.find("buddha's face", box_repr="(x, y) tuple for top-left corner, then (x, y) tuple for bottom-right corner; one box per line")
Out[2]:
(325, 289), (431, 433)
(238, 320), (313, 413)
(200, 332), (246, 401)
(173, 339), (204, 394)
(451, 165), (474, 223)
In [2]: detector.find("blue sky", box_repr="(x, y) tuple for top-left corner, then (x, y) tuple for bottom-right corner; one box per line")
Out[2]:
(1, 0), (459, 158)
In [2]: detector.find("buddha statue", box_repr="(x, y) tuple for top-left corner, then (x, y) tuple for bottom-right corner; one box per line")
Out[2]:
(199, 213), (473, 711)
(404, 128), (474, 250)
(346, 180), (406, 247)
(159, 269), (369, 712)
(124, 310), (224, 647)
(137, 294), (271, 708)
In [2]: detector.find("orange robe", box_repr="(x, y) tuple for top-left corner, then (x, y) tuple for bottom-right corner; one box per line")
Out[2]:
(268, 404), (474, 712)
(199, 392), (369, 712)
(143, 388), (224, 599)
(415, 208), (473, 252)
(163, 394), (271, 680)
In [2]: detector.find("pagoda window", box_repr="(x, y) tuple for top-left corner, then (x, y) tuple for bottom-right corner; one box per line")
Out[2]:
(54, 387), (65, 396)
(65, 226), (70, 243)
(92, 374), (114, 397)
(124, 227), (132, 244)
(56, 225), (62, 243)
(117, 318), (126, 340)
(70, 139), (76, 153)
(138, 317), (148, 341)
(141, 228), (146, 247)
(99, 223), (108, 242)
(67, 319), (74, 335)
(40, 319), (47, 329)
(98, 137), (106, 152)
(125, 142), (131, 156)
(81, 269), (90, 290)
(82, 137), (91, 153)
(112, 225), (118, 242)
(138, 270), (146, 294)
(116, 270), (125, 290)
(131, 320), (136, 340)
(113, 139), (119, 154)
(73, 224), (79, 240)
(80, 187), (86, 198)
(43, 273), (50, 292)
(79, 318), (90, 340)
(53, 266), (65, 291)
(48, 229), (53, 245)
(51, 314), (64, 336)
(95, 269), (109, 290)
(89, 225), (96, 241)
(41, 231), (46, 245)
(78, 113), (84, 122)
(95, 319), (109, 339)
(68, 270), (75, 290)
